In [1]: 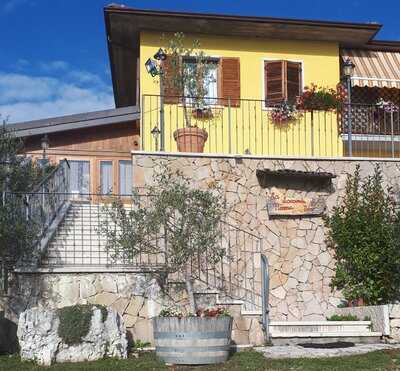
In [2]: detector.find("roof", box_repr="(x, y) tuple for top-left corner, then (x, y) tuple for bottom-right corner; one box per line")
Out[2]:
(7, 105), (140, 138)
(342, 49), (400, 88)
(104, 5), (381, 43)
(104, 5), (383, 108)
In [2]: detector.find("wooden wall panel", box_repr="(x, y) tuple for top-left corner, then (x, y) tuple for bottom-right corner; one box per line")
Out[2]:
(24, 122), (140, 153)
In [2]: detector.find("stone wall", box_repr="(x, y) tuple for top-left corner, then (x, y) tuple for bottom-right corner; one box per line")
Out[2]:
(5, 272), (264, 346)
(133, 152), (400, 322)
(6, 273), (160, 345)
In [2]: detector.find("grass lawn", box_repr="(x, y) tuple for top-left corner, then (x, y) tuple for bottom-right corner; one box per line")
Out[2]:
(1, 350), (400, 371)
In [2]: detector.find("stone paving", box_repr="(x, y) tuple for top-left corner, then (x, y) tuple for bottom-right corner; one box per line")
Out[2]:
(256, 343), (400, 359)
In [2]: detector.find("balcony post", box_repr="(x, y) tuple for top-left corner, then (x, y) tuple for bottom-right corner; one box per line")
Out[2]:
(347, 76), (353, 157)
(391, 110), (395, 158)
(228, 98), (232, 154)
(159, 74), (165, 152)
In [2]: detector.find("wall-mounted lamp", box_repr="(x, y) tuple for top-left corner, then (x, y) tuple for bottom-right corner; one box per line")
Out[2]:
(151, 126), (161, 151)
(38, 134), (50, 168)
(343, 58), (356, 78)
(145, 47), (167, 151)
(145, 58), (159, 77)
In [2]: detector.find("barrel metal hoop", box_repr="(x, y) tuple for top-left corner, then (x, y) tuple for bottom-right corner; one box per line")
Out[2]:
(156, 345), (230, 352)
(160, 355), (228, 365)
(154, 331), (229, 339)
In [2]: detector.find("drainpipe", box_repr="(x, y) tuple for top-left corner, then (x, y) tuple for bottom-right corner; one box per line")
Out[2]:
(261, 254), (270, 343)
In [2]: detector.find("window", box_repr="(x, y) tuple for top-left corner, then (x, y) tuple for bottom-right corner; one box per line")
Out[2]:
(264, 60), (302, 106)
(183, 58), (219, 105)
(119, 160), (133, 195)
(162, 56), (240, 107)
(69, 160), (90, 198)
(100, 161), (113, 194)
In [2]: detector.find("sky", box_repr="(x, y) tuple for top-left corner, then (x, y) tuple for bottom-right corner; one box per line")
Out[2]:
(0, 0), (399, 123)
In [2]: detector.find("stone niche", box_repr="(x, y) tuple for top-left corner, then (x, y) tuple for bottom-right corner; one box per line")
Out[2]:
(257, 168), (336, 217)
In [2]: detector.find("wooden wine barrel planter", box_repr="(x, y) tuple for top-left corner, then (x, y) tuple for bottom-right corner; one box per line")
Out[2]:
(153, 316), (233, 365)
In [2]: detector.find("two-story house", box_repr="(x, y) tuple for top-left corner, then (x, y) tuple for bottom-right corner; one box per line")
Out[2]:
(7, 5), (400, 192)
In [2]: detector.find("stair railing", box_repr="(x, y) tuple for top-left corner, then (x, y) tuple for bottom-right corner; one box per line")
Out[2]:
(25, 159), (70, 241)
(261, 254), (270, 342)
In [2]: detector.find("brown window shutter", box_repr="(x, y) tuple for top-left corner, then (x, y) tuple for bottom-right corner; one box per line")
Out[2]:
(286, 61), (302, 104)
(221, 58), (240, 107)
(264, 60), (285, 106)
(161, 56), (182, 104)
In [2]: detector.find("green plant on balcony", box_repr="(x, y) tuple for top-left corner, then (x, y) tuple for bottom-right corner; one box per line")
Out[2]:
(296, 84), (346, 111)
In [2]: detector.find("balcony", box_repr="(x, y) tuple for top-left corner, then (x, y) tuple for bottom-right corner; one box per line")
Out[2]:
(141, 95), (400, 159)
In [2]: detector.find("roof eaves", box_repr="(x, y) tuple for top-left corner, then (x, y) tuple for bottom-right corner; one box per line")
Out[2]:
(103, 5), (382, 33)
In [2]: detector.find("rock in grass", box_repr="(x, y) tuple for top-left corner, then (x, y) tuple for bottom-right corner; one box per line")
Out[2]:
(17, 305), (127, 366)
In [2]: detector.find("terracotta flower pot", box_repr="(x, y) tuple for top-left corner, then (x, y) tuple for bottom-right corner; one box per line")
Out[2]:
(173, 127), (208, 153)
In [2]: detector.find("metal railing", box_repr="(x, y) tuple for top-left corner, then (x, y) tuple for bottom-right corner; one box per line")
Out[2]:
(342, 103), (400, 157)
(17, 191), (264, 311)
(25, 160), (70, 241)
(141, 95), (400, 158)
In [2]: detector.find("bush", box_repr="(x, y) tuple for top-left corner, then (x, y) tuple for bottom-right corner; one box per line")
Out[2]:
(327, 314), (359, 321)
(57, 305), (108, 345)
(325, 165), (400, 305)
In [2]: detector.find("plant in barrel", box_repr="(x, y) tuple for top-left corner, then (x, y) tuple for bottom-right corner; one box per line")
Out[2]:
(99, 168), (233, 365)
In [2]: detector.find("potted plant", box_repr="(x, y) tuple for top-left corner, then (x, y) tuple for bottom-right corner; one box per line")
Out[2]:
(162, 32), (216, 152)
(100, 168), (232, 365)
(296, 84), (345, 111)
(269, 101), (301, 126)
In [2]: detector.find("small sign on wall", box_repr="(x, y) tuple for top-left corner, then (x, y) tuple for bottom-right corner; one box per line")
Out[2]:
(267, 191), (326, 217)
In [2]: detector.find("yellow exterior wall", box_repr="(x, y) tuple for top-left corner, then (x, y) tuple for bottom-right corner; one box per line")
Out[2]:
(140, 31), (343, 157)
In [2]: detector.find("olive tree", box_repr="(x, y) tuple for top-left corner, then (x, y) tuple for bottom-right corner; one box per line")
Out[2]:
(99, 167), (225, 313)
(162, 32), (215, 127)
(0, 120), (46, 290)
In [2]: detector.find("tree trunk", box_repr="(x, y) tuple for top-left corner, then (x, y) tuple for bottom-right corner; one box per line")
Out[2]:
(185, 276), (196, 314)
(182, 99), (191, 128)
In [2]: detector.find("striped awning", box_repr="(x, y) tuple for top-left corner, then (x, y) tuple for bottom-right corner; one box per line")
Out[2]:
(342, 49), (400, 88)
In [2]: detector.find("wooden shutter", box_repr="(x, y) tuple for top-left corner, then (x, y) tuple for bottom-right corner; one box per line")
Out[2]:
(265, 61), (302, 105)
(221, 58), (240, 107)
(286, 61), (302, 104)
(161, 55), (181, 104)
(264, 61), (285, 106)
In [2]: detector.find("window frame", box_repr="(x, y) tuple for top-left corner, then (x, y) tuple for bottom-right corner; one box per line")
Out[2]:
(118, 159), (133, 196)
(181, 56), (221, 107)
(99, 160), (114, 195)
(261, 58), (305, 110)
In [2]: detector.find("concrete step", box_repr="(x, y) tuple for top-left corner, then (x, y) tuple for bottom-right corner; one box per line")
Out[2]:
(269, 321), (382, 345)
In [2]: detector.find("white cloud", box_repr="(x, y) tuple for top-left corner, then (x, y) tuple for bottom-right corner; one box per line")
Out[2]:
(39, 60), (70, 72)
(15, 59), (31, 70)
(0, 66), (114, 123)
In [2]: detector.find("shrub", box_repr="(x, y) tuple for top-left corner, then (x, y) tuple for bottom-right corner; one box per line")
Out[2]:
(327, 314), (359, 321)
(325, 165), (400, 305)
(57, 304), (108, 345)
